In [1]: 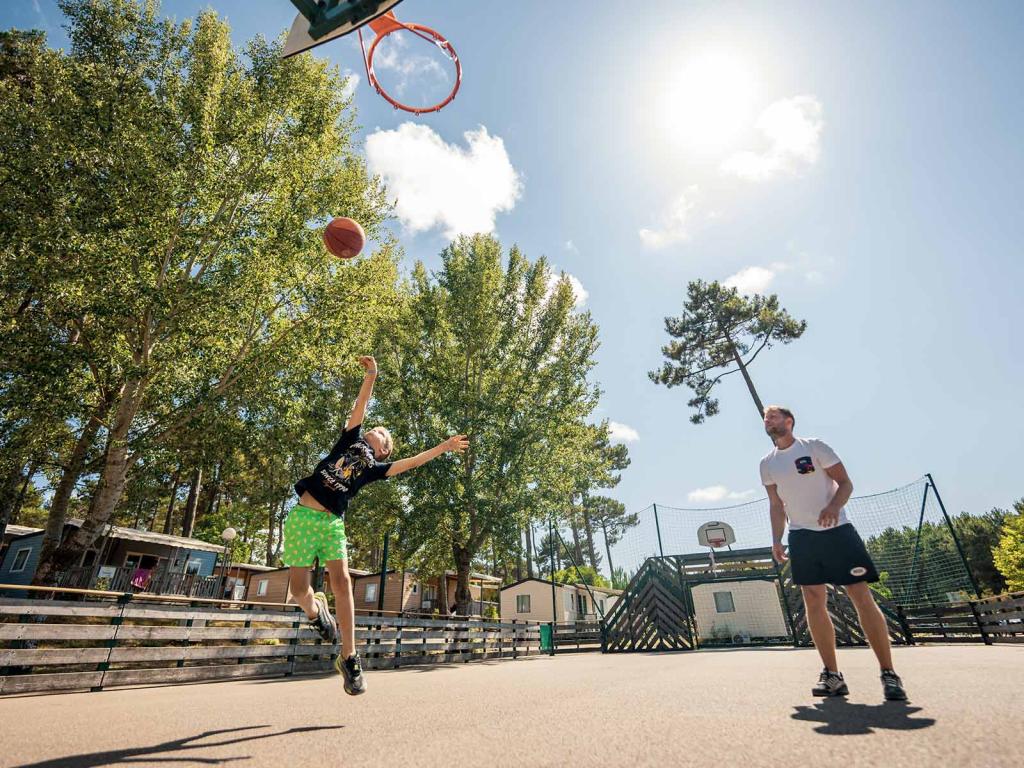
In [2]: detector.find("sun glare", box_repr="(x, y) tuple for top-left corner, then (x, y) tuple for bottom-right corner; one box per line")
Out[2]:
(662, 47), (758, 156)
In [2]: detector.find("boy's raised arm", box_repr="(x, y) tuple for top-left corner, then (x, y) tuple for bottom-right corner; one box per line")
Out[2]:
(385, 435), (469, 477)
(345, 356), (378, 431)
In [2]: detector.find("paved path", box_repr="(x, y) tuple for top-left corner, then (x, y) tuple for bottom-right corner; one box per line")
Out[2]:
(1, 645), (1021, 768)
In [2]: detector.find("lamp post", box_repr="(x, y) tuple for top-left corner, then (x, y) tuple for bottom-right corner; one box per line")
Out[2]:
(220, 527), (237, 599)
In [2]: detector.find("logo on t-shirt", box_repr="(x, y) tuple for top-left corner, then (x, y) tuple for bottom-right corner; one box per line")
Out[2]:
(795, 456), (815, 475)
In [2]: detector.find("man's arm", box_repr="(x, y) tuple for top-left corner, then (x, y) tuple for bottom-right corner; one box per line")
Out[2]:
(345, 356), (377, 431)
(766, 484), (788, 562)
(819, 462), (853, 527)
(385, 435), (469, 477)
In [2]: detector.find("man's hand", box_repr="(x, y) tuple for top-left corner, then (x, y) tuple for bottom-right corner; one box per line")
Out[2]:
(772, 543), (788, 563)
(358, 356), (377, 375)
(444, 435), (469, 453)
(818, 504), (840, 528)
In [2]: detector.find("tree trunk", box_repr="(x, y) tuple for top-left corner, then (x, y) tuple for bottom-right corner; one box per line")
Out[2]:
(181, 467), (202, 538)
(266, 500), (275, 566)
(274, 500), (285, 562)
(44, 396), (110, 562)
(163, 468), (181, 535)
(724, 333), (766, 420)
(34, 378), (144, 586)
(524, 521), (535, 578)
(582, 509), (600, 571)
(11, 462), (37, 525)
(569, 513), (584, 568)
(0, 460), (25, 544)
(453, 547), (473, 615)
(601, 519), (615, 581)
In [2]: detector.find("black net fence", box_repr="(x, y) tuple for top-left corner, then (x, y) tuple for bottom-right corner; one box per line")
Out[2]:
(606, 475), (976, 607)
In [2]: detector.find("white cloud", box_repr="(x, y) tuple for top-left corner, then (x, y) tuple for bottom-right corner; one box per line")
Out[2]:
(546, 272), (589, 308)
(564, 240), (578, 253)
(365, 123), (523, 239)
(608, 421), (639, 443)
(639, 186), (700, 249)
(722, 96), (823, 181)
(371, 31), (449, 98)
(688, 486), (756, 504)
(723, 265), (777, 296)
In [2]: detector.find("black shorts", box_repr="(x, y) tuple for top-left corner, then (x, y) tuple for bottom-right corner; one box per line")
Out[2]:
(788, 524), (879, 586)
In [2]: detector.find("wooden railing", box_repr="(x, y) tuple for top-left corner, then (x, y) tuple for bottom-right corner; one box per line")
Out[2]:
(902, 591), (1024, 644)
(0, 585), (544, 695)
(54, 565), (222, 598)
(552, 620), (602, 652)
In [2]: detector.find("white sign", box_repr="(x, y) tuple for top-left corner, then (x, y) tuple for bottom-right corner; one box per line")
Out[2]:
(98, 566), (117, 579)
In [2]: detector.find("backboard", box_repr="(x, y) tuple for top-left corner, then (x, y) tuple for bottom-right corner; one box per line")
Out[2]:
(283, 0), (405, 58)
(696, 521), (736, 549)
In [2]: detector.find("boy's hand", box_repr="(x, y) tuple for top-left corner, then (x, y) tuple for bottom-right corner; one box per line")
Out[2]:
(358, 356), (377, 375)
(444, 435), (469, 453)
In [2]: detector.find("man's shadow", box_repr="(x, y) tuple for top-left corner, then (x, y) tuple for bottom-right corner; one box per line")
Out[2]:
(14, 724), (345, 768)
(791, 698), (936, 735)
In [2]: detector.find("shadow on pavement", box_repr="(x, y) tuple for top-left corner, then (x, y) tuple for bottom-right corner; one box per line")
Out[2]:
(791, 698), (936, 735)
(14, 724), (344, 768)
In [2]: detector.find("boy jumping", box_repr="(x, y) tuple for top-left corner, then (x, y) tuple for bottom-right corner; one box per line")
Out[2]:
(284, 355), (468, 695)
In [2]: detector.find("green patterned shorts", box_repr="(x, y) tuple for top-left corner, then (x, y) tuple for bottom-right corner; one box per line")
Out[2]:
(282, 504), (347, 566)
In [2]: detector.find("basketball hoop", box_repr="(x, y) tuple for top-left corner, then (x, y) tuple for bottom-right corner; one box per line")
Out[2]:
(282, 2), (461, 115)
(358, 12), (462, 115)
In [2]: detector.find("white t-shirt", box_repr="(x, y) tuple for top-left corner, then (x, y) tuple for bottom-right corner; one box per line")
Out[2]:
(759, 437), (849, 531)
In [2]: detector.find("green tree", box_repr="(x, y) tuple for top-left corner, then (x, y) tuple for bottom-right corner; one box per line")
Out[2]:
(953, 508), (1011, 595)
(649, 280), (806, 425)
(587, 496), (638, 580)
(553, 565), (609, 588)
(377, 235), (604, 614)
(993, 501), (1024, 592)
(2, 1), (396, 583)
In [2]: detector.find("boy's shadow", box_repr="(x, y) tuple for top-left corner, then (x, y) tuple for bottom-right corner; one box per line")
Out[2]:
(791, 698), (936, 735)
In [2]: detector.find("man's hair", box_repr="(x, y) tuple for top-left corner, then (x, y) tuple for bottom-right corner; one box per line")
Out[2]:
(764, 405), (795, 428)
(369, 426), (393, 457)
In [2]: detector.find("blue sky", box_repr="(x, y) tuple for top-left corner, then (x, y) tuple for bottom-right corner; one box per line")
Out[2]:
(9, 1), (1024, 527)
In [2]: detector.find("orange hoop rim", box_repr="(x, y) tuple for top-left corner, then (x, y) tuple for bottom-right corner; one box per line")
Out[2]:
(361, 22), (461, 115)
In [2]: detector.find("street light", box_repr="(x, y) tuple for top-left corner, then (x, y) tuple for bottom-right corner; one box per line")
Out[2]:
(220, 527), (237, 599)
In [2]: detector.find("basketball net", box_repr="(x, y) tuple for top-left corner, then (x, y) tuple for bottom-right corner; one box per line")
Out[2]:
(708, 539), (725, 576)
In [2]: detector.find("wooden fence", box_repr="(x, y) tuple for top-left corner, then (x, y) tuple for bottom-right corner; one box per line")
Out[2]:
(552, 620), (602, 652)
(902, 591), (1024, 645)
(0, 585), (544, 695)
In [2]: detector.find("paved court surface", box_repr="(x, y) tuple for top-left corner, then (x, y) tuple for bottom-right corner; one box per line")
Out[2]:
(1, 645), (1021, 768)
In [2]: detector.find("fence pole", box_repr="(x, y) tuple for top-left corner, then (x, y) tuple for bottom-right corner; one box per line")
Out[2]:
(926, 473), (983, 599)
(905, 482), (931, 603)
(653, 503), (665, 558)
(377, 530), (390, 613)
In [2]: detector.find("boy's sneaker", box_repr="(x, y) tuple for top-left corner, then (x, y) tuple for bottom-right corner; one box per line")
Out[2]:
(881, 669), (908, 701)
(309, 592), (338, 645)
(812, 668), (849, 697)
(335, 653), (367, 696)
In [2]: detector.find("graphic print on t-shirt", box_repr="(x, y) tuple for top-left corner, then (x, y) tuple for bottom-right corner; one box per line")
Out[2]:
(319, 441), (376, 493)
(795, 456), (815, 475)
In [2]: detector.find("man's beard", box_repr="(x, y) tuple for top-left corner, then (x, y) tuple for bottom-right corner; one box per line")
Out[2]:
(766, 425), (787, 439)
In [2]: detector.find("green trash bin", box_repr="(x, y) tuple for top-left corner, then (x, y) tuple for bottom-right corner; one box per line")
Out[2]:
(539, 623), (553, 651)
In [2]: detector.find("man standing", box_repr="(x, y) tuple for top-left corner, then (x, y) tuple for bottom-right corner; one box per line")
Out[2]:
(760, 406), (907, 701)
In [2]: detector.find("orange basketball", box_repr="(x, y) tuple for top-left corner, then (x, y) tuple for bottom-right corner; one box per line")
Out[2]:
(323, 217), (365, 259)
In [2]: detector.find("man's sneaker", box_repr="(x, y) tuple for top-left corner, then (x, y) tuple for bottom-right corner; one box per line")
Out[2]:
(334, 653), (367, 696)
(881, 669), (908, 701)
(812, 668), (849, 697)
(309, 592), (338, 644)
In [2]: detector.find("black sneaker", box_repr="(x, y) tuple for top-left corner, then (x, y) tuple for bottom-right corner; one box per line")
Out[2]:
(812, 668), (849, 697)
(335, 653), (367, 695)
(309, 592), (338, 645)
(881, 669), (908, 701)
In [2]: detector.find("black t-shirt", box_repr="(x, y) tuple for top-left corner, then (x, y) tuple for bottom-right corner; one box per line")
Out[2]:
(294, 424), (393, 517)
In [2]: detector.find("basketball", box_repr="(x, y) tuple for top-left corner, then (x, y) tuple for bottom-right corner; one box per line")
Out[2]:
(323, 217), (365, 259)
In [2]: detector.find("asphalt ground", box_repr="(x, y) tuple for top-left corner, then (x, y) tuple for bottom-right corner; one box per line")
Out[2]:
(1, 645), (1021, 768)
